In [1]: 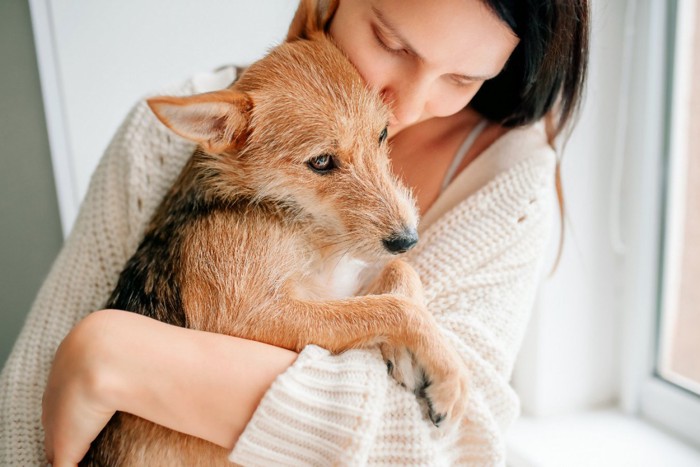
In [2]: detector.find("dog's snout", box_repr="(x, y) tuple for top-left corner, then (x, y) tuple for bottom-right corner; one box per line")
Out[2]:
(382, 227), (419, 254)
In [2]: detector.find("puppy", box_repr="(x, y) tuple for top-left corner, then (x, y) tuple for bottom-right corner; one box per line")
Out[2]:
(80, 29), (468, 467)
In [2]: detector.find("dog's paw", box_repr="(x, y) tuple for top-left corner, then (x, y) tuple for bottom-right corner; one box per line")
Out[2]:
(366, 259), (425, 303)
(380, 344), (424, 392)
(419, 364), (469, 429)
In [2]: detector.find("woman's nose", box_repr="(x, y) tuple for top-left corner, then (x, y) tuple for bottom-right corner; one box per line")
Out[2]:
(381, 77), (430, 127)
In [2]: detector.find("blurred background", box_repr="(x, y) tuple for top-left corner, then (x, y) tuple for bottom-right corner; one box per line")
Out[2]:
(0, 1), (698, 465)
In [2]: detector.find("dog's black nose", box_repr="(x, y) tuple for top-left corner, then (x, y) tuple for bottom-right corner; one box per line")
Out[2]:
(382, 227), (419, 254)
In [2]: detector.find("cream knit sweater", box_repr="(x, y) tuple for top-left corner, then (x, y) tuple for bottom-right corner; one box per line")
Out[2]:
(0, 67), (555, 466)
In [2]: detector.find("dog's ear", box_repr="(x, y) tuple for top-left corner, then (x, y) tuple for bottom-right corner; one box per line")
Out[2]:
(147, 89), (252, 154)
(286, 0), (339, 41)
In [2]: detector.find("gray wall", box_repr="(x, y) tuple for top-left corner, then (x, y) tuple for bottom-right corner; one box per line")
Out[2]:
(0, 0), (63, 367)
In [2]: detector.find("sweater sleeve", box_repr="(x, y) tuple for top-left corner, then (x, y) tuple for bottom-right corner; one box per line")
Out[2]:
(0, 76), (203, 466)
(230, 145), (556, 466)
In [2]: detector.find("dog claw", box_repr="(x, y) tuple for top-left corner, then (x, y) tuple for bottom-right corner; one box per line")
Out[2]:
(430, 412), (445, 427)
(425, 395), (445, 427)
(380, 345), (424, 392)
(420, 365), (469, 430)
(416, 376), (430, 398)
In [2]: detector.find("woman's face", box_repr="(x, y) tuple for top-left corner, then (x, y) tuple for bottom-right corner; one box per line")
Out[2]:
(329, 0), (519, 135)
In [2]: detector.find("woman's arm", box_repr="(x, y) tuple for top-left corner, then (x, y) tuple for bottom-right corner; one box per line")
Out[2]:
(43, 310), (297, 466)
(0, 69), (234, 466)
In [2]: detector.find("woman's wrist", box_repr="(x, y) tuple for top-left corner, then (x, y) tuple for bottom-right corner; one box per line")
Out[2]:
(58, 310), (122, 412)
(71, 310), (146, 414)
(79, 309), (298, 450)
(42, 310), (125, 465)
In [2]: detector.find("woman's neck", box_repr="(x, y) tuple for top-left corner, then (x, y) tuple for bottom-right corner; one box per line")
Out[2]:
(388, 107), (507, 216)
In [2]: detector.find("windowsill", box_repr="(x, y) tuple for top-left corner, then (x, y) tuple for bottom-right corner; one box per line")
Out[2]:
(506, 409), (700, 467)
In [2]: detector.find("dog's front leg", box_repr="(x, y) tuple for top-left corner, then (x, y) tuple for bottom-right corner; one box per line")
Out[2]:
(361, 259), (428, 392)
(247, 292), (469, 428)
(351, 259), (469, 428)
(362, 258), (425, 303)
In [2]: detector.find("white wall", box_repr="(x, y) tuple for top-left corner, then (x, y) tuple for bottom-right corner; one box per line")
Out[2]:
(31, 0), (297, 236)
(512, 0), (630, 415)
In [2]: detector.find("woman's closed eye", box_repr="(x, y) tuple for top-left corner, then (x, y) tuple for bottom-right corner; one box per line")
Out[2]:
(372, 25), (407, 56)
(372, 25), (480, 90)
(449, 75), (477, 88)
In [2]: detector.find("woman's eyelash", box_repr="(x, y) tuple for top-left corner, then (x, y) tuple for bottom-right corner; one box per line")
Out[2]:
(371, 24), (473, 89)
(372, 27), (405, 55)
(450, 77), (473, 88)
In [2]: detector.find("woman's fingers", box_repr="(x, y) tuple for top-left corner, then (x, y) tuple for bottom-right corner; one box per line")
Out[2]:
(42, 312), (118, 466)
(42, 309), (298, 463)
(43, 381), (114, 465)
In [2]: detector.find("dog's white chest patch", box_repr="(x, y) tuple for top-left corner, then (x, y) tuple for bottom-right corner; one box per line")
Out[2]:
(300, 255), (369, 300)
(323, 256), (368, 299)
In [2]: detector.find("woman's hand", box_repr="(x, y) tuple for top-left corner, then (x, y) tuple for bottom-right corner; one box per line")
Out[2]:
(42, 310), (121, 467)
(42, 309), (298, 466)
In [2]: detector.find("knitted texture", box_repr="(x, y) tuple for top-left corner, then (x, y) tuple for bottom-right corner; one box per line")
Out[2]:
(0, 70), (554, 466)
(230, 130), (554, 467)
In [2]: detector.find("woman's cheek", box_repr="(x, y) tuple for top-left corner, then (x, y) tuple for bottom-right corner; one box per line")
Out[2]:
(429, 84), (483, 118)
(346, 44), (397, 93)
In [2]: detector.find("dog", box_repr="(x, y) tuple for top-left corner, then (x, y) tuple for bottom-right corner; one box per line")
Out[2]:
(80, 16), (468, 467)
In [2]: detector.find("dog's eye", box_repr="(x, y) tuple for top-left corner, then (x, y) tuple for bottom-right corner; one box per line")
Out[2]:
(379, 127), (388, 145)
(307, 154), (336, 174)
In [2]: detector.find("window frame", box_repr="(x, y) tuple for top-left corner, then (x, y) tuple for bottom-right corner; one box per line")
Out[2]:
(656, 0), (700, 397)
(621, 0), (700, 449)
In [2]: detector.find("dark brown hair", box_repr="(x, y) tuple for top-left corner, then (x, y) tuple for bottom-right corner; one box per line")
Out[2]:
(471, 0), (589, 138)
(471, 0), (590, 270)
(308, 0), (589, 267)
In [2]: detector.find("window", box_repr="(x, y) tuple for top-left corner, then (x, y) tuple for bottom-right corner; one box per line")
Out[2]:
(635, 0), (700, 449)
(657, 0), (700, 397)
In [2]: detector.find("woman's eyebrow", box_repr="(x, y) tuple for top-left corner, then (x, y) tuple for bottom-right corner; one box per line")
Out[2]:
(372, 6), (423, 59)
(371, 6), (497, 82)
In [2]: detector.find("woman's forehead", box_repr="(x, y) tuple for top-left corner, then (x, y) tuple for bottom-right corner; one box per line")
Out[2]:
(370, 0), (519, 78)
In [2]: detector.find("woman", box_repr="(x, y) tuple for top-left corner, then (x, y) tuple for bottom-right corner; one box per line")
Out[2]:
(0, 0), (588, 465)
